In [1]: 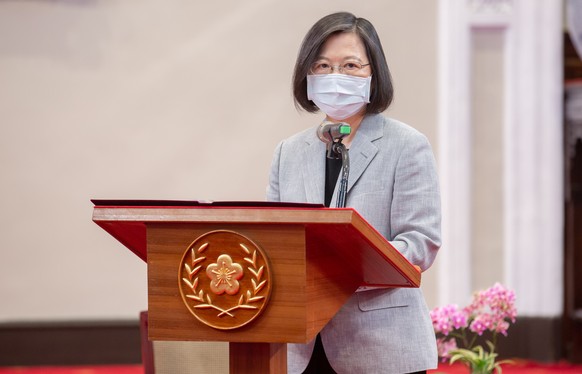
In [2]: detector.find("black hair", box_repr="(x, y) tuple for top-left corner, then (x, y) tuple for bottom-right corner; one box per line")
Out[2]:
(292, 12), (394, 114)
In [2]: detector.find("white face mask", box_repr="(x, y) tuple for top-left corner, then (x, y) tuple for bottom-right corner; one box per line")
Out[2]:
(307, 73), (372, 120)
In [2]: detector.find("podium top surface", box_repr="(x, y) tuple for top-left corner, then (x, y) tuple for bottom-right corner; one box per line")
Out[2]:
(92, 200), (421, 288)
(91, 199), (323, 209)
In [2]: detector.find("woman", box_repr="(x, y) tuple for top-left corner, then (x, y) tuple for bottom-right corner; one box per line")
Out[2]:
(267, 12), (441, 374)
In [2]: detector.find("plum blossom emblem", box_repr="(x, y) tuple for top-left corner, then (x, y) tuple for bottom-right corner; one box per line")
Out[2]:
(206, 254), (243, 295)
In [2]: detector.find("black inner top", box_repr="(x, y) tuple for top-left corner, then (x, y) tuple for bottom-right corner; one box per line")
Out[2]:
(324, 154), (342, 207)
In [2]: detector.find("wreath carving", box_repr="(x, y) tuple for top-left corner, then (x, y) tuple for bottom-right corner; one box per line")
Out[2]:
(178, 231), (271, 330)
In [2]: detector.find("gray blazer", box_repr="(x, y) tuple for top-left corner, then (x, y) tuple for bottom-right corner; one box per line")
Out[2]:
(267, 113), (441, 373)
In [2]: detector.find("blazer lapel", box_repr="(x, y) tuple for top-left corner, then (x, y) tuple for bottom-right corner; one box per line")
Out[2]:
(302, 135), (326, 204)
(331, 114), (383, 204)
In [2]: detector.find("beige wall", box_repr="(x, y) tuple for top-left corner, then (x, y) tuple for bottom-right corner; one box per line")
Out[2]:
(0, 1), (438, 321)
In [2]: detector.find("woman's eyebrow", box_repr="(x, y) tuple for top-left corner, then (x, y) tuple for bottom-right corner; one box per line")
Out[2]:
(315, 55), (364, 61)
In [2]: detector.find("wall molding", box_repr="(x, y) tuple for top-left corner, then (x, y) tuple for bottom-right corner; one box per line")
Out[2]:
(0, 316), (562, 365)
(0, 320), (142, 366)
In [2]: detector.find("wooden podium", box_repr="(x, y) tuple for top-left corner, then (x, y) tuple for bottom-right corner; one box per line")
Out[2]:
(92, 200), (420, 373)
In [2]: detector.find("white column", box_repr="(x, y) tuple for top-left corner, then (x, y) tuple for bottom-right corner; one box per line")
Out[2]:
(437, 0), (563, 315)
(504, 0), (563, 316)
(438, 0), (473, 306)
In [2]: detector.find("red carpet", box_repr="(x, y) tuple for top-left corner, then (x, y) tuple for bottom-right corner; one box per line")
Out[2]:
(430, 360), (582, 373)
(0, 362), (581, 373)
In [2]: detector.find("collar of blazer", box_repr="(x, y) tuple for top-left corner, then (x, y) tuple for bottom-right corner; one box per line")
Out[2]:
(302, 114), (383, 205)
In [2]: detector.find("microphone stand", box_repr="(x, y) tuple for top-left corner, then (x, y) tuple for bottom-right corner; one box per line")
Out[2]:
(330, 141), (349, 208)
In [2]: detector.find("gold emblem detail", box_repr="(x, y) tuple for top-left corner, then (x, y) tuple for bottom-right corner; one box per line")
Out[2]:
(207, 254), (243, 295)
(178, 230), (272, 330)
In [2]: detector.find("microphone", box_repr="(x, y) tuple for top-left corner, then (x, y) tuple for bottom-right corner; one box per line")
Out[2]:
(317, 122), (351, 144)
(317, 122), (351, 159)
(316, 122), (351, 207)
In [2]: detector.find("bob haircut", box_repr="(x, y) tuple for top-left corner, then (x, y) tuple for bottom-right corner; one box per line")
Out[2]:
(292, 12), (394, 114)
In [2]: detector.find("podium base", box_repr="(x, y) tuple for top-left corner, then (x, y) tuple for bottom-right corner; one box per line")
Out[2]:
(229, 342), (287, 374)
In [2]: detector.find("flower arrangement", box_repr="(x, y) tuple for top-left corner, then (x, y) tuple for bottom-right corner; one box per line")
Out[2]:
(430, 283), (517, 374)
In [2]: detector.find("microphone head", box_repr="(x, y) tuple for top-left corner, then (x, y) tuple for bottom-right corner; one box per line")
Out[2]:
(317, 122), (351, 144)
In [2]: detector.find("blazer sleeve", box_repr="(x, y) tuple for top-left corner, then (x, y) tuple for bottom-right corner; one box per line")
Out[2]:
(389, 133), (441, 271)
(266, 140), (283, 202)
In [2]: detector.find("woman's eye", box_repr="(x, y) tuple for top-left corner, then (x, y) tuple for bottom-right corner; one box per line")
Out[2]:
(344, 62), (359, 70)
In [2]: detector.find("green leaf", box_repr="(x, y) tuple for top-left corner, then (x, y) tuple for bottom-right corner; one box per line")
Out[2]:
(449, 348), (479, 366)
(474, 345), (485, 360)
(486, 340), (496, 353)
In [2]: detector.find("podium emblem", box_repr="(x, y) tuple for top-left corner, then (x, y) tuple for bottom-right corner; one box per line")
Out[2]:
(178, 230), (272, 330)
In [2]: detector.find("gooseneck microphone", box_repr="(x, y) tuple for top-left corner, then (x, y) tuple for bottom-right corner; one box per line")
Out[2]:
(316, 121), (351, 208)
(317, 122), (351, 159)
(317, 122), (351, 145)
